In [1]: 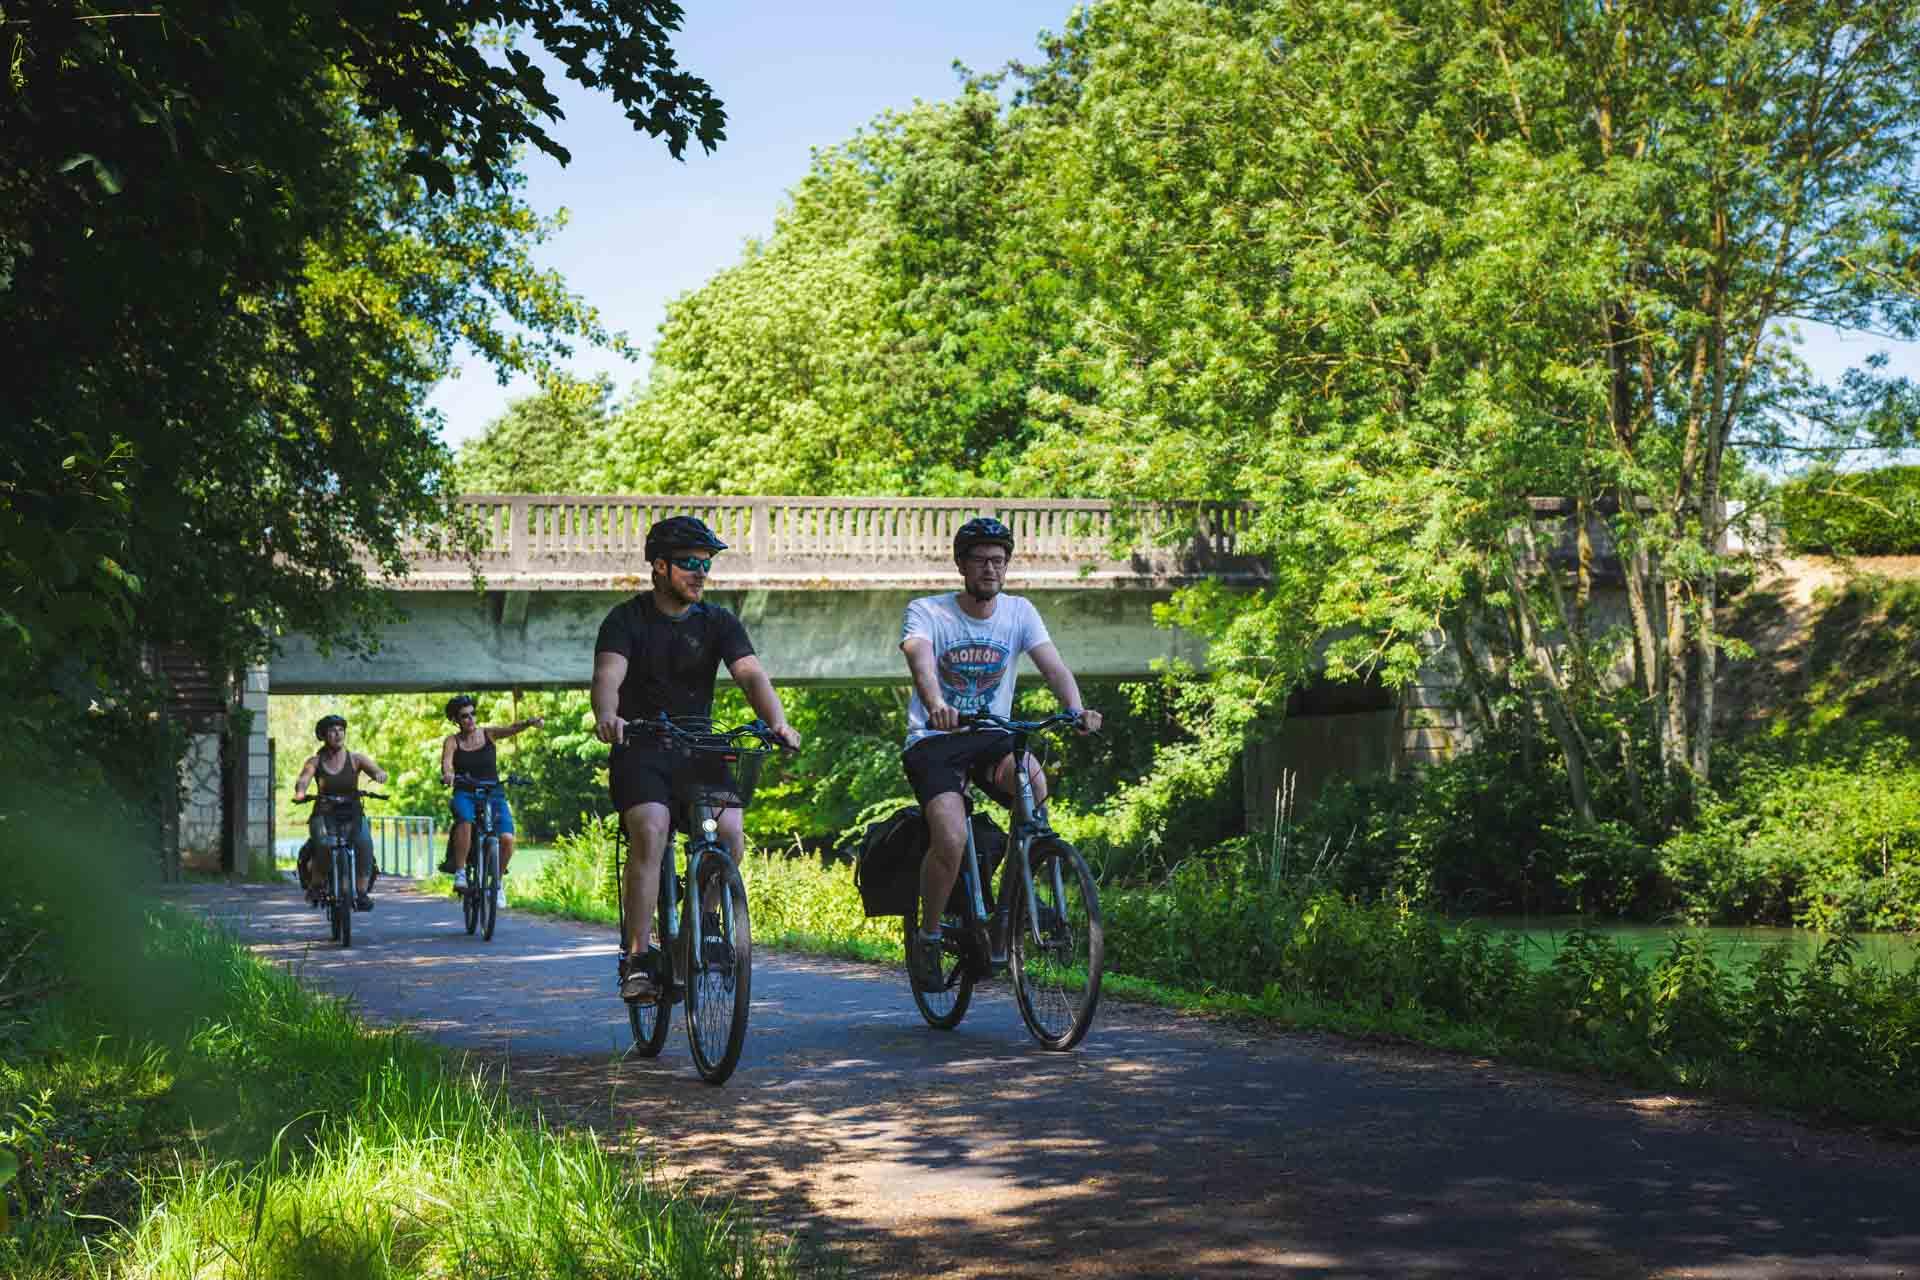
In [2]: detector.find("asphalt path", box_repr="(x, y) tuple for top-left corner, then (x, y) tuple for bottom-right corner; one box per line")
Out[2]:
(182, 879), (1918, 1279)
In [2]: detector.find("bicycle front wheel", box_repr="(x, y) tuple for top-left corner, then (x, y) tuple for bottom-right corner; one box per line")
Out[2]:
(480, 838), (499, 941)
(1011, 839), (1103, 1050)
(683, 859), (751, 1084)
(906, 912), (974, 1030)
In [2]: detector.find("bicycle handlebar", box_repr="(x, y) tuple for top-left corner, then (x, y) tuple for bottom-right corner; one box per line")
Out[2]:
(623, 713), (796, 753)
(294, 791), (388, 804)
(449, 773), (532, 790)
(959, 710), (1091, 735)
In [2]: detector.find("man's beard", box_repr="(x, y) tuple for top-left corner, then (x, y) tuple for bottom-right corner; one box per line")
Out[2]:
(655, 572), (703, 607)
(962, 579), (1001, 603)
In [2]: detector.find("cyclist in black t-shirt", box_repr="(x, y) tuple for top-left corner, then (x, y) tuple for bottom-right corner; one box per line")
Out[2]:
(591, 514), (802, 1004)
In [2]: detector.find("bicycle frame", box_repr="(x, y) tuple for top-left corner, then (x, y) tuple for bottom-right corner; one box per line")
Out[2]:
(952, 715), (1076, 970)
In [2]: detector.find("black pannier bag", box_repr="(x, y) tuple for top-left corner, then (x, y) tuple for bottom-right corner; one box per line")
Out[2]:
(855, 806), (926, 918)
(853, 806), (1009, 919)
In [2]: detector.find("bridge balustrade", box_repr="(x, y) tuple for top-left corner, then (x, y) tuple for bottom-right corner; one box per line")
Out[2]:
(409, 495), (1266, 587)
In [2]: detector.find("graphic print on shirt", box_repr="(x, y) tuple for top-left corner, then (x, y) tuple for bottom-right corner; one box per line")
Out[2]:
(937, 638), (1012, 714)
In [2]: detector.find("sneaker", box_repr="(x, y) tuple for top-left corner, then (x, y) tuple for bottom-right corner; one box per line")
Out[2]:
(910, 928), (947, 993)
(494, 877), (508, 908)
(619, 950), (661, 1004)
(451, 868), (468, 892)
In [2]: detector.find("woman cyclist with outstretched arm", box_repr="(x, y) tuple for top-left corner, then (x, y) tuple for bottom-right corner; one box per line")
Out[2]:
(439, 694), (544, 893)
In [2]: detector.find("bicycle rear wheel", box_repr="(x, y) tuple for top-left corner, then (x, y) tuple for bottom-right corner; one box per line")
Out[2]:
(905, 912), (974, 1030)
(627, 871), (675, 1058)
(1011, 839), (1102, 1050)
(683, 859), (751, 1084)
(480, 837), (499, 941)
(462, 878), (479, 934)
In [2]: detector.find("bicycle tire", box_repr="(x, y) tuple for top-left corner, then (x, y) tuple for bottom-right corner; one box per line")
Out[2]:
(683, 859), (751, 1085)
(462, 878), (479, 934)
(480, 837), (499, 941)
(1011, 839), (1103, 1050)
(626, 855), (676, 1058)
(327, 847), (344, 942)
(905, 912), (975, 1030)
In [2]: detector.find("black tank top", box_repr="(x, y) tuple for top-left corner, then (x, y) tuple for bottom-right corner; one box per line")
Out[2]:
(452, 733), (498, 781)
(316, 749), (357, 796)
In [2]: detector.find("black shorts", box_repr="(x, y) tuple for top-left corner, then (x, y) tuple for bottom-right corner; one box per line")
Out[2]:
(902, 730), (1016, 808)
(609, 740), (677, 817)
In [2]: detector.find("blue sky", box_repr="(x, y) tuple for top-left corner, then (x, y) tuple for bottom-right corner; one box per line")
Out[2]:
(429, 1), (1916, 453)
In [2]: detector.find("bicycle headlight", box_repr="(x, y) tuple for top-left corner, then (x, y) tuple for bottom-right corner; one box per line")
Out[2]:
(701, 818), (718, 835)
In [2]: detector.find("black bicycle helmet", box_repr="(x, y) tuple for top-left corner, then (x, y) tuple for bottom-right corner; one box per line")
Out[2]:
(953, 516), (1015, 560)
(444, 694), (477, 723)
(314, 714), (347, 741)
(644, 515), (728, 563)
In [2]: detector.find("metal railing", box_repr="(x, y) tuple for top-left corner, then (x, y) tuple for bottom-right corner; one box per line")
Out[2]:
(395, 495), (1267, 586)
(371, 815), (440, 879)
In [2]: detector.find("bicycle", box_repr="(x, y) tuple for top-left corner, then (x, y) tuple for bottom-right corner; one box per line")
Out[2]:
(449, 772), (530, 942)
(614, 714), (782, 1085)
(908, 711), (1105, 1050)
(293, 790), (385, 949)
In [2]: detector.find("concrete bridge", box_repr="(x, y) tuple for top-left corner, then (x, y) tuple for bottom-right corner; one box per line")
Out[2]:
(272, 495), (1269, 691)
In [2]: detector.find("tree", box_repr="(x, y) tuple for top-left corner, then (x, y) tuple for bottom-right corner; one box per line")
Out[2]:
(1, 2), (720, 796)
(1012, 0), (1920, 826)
(457, 374), (619, 494)
(587, 89), (1090, 496)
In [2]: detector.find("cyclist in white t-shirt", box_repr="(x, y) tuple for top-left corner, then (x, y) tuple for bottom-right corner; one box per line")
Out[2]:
(898, 516), (1104, 991)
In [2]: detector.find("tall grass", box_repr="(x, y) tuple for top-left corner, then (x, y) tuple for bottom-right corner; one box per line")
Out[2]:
(517, 820), (899, 959)
(2, 906), (808, 1279)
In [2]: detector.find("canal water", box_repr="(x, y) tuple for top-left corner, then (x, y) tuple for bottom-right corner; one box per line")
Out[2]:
(1472, 916), (1918, 974)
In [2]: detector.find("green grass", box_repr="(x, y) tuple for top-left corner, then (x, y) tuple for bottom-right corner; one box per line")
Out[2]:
(1, 900), (819, 1279)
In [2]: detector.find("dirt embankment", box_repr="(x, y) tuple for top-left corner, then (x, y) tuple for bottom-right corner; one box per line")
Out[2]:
(1716, 554), (1920, 735)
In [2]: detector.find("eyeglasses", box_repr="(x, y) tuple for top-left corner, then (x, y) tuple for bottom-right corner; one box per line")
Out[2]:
(963, 554), (1009, 571)
(664, 554), (713, 574)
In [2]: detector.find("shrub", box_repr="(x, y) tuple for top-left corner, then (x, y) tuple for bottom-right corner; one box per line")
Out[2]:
(1781, 465), (1920, 555)
(1659, 725), (1920, 930)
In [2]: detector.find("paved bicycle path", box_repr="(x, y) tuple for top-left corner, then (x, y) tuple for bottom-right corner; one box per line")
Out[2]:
(181, 879), (1918, 1279)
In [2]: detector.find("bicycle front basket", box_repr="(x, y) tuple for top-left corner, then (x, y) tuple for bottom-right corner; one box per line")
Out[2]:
(672, 742), (770, 813)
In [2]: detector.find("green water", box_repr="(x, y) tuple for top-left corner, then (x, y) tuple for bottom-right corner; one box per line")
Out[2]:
(1472, 916), (1920, 975)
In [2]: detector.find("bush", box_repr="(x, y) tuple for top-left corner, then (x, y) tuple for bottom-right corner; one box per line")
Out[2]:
(1658, 725), (1920, 931)
(1295, 734), (1660, 916)
(1781, 465), (1920, 555)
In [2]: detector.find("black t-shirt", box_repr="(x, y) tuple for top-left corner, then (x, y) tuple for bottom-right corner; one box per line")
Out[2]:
(594, 595), (755, 724)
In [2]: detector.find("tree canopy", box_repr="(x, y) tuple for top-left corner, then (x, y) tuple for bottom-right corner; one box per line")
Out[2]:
(1, 1), (720, 799)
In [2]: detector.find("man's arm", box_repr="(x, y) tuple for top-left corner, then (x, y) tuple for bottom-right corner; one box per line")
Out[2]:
(440, 734), (458, 786)
(487, 716), (545, 741)
(592, 651), (629, 744)
(292, 755), (318, 800)
(901, 635), (960, 731)
(1027, 642), (1103, 733)
(727, 655), (801, 750)
(354, 752), (389, 785)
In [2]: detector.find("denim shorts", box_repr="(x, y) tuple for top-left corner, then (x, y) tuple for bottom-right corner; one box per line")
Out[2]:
(450, 787), (515, 835)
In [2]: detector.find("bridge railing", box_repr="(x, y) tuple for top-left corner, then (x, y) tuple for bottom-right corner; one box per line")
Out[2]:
(421, 495), (1266, 585)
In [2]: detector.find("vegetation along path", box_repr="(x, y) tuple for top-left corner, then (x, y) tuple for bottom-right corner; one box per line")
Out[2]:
(189, 880), (1918, 1279)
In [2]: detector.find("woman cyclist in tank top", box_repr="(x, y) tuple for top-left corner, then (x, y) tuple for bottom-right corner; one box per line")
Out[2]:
(439, 694), (545, 893)
(292, 714), (389, 908)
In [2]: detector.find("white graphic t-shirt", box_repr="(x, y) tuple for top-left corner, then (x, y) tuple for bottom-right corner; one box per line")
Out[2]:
(900, 593), (1051, 749)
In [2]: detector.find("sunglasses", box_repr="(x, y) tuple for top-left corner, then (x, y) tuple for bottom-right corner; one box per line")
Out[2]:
(664, 554), (713, 574)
